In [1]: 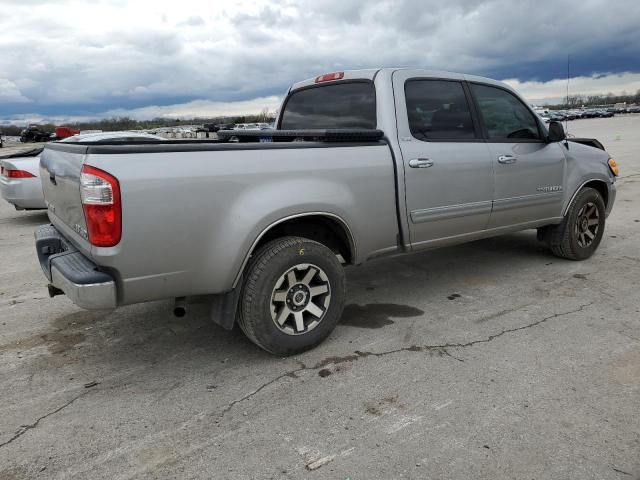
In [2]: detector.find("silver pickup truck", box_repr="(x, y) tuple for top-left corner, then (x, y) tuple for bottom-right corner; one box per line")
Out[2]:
(35, 68), (618, 355)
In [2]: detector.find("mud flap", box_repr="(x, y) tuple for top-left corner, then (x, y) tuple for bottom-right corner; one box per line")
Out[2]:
(209, 284), (242, 330)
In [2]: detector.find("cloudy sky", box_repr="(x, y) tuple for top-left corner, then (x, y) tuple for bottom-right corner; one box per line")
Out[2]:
(1, 0), (639, 124)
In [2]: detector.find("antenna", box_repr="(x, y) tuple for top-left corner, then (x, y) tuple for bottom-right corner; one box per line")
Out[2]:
(565, 54), (570, 148)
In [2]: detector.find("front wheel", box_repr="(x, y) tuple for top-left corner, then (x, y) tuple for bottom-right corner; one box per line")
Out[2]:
(237, 236), (346, 355)
(546, 187), (606, 260)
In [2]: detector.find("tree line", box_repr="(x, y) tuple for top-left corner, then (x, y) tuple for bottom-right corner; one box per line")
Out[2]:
(548, 89), (640, 109)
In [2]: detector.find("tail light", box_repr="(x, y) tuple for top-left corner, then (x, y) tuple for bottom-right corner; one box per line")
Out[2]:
(315, 72), (344, 83)
(80, 165), (121, 247)
(2, 167), (35, 178)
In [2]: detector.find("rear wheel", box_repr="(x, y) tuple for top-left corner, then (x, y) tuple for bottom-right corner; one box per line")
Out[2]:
(238, 236), (346, 355)
(545, 187), (606, 260)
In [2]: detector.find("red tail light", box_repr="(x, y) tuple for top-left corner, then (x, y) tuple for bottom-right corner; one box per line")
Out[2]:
(80, 165), (121, 247)
(3, 168), (36, 178)
(315, 72), (344, 83)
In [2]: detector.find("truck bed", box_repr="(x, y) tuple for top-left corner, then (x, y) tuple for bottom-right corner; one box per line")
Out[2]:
(39, 134), (400, 305)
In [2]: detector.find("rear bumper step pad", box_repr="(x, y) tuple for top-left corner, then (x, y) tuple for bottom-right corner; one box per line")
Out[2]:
(35, 224), (117, 309)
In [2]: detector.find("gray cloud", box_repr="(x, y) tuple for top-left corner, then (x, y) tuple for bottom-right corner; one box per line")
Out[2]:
(0, 0), (639, 120)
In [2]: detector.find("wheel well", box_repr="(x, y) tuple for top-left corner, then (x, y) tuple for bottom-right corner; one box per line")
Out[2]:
(583, 180), (609, 207)
(253, 215), (354, 264)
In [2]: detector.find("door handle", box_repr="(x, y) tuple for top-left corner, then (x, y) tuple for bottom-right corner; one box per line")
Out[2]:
(497, 155), (517, 164)
(409, 158), (434, 168)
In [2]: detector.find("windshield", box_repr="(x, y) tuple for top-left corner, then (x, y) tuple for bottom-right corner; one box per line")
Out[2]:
(280, 81), (376, 130)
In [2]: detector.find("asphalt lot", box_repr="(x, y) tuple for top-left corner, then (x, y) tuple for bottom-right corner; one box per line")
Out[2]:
(1, 116), (639, 479)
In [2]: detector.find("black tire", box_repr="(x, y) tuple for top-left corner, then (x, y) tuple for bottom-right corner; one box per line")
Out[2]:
(238, 236), (346, 356)
(546, 187), (606, 260)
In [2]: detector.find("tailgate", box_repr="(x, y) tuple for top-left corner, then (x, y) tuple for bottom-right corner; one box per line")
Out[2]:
(40, 145), (88, 242)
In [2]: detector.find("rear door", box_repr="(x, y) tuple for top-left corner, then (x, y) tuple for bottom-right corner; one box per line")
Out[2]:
(469, 82), (566, 227)
(392, 70), (494, 248)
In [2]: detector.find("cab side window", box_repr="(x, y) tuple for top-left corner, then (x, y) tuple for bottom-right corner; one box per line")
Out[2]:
(470, 84), (541, 141)
(405, 80), (477, 141)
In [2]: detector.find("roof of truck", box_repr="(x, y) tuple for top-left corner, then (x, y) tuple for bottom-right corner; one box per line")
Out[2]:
(289, 68), (511, 93)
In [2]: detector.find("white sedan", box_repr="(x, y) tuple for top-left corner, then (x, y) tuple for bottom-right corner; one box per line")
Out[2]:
(0, 147), (46, 210)
(1, 131), (161, 211)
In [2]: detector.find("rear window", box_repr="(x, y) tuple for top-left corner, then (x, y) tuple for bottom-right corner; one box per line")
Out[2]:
(280, 82), (376, 130)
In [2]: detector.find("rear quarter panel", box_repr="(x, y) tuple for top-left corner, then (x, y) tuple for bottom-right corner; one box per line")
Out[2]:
(85, 143), (398, 304)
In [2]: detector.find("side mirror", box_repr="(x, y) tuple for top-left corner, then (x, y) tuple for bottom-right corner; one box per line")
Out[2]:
(548, 121), (566, 142)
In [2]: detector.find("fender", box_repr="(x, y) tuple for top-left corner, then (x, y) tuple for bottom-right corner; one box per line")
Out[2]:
(211, 211), (356, 330)
(231, 211), (356, 288)
(562, 178), (611, 216)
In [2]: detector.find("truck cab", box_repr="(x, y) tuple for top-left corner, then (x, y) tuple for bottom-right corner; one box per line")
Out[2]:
(280, 68), (615, 250)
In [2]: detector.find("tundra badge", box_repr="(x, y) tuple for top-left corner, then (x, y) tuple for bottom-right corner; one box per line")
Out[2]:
(536, 185), (562, 192)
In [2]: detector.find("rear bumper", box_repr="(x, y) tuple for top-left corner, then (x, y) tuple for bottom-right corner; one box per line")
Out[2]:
(34, 224), (117, 309)
(0, 176), (46, 209)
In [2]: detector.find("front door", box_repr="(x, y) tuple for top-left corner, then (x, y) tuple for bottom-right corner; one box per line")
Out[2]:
(392, 70), (494, 249)
(469, 82), (566, 228)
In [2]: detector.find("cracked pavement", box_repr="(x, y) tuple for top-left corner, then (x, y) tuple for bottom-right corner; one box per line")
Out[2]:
(1, 116), (640, 479)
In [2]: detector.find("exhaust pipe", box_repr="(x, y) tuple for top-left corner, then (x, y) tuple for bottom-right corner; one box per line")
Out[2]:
(173, 297), (187, 318)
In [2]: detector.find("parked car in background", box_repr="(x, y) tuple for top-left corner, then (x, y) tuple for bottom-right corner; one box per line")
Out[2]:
(1, 132), (161, 211)
(0, 146), (46, 210)
(55, 126), (81, 139)
(234, 123), (273, 130)
(35, 68), (618, 355)
(541, 109), (621, 121)
(548, 111), (566, 122)
(20, 125), (53, 143)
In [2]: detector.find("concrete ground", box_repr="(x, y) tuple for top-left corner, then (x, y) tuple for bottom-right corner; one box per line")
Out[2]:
(1, 116), (639, 480)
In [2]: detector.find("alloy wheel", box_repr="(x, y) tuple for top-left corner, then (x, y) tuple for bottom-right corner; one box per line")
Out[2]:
(574, 202), (600, 248)
(270, 263), (331, 335)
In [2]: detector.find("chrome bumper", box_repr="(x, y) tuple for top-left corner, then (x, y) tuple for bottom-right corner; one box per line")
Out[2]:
(34, 224), (117, 309)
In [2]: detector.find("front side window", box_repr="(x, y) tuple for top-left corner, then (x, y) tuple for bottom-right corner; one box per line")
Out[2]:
(279, 82), (376, 130)
(405, 80), (477, 140)
(471, 84), (541, 140)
